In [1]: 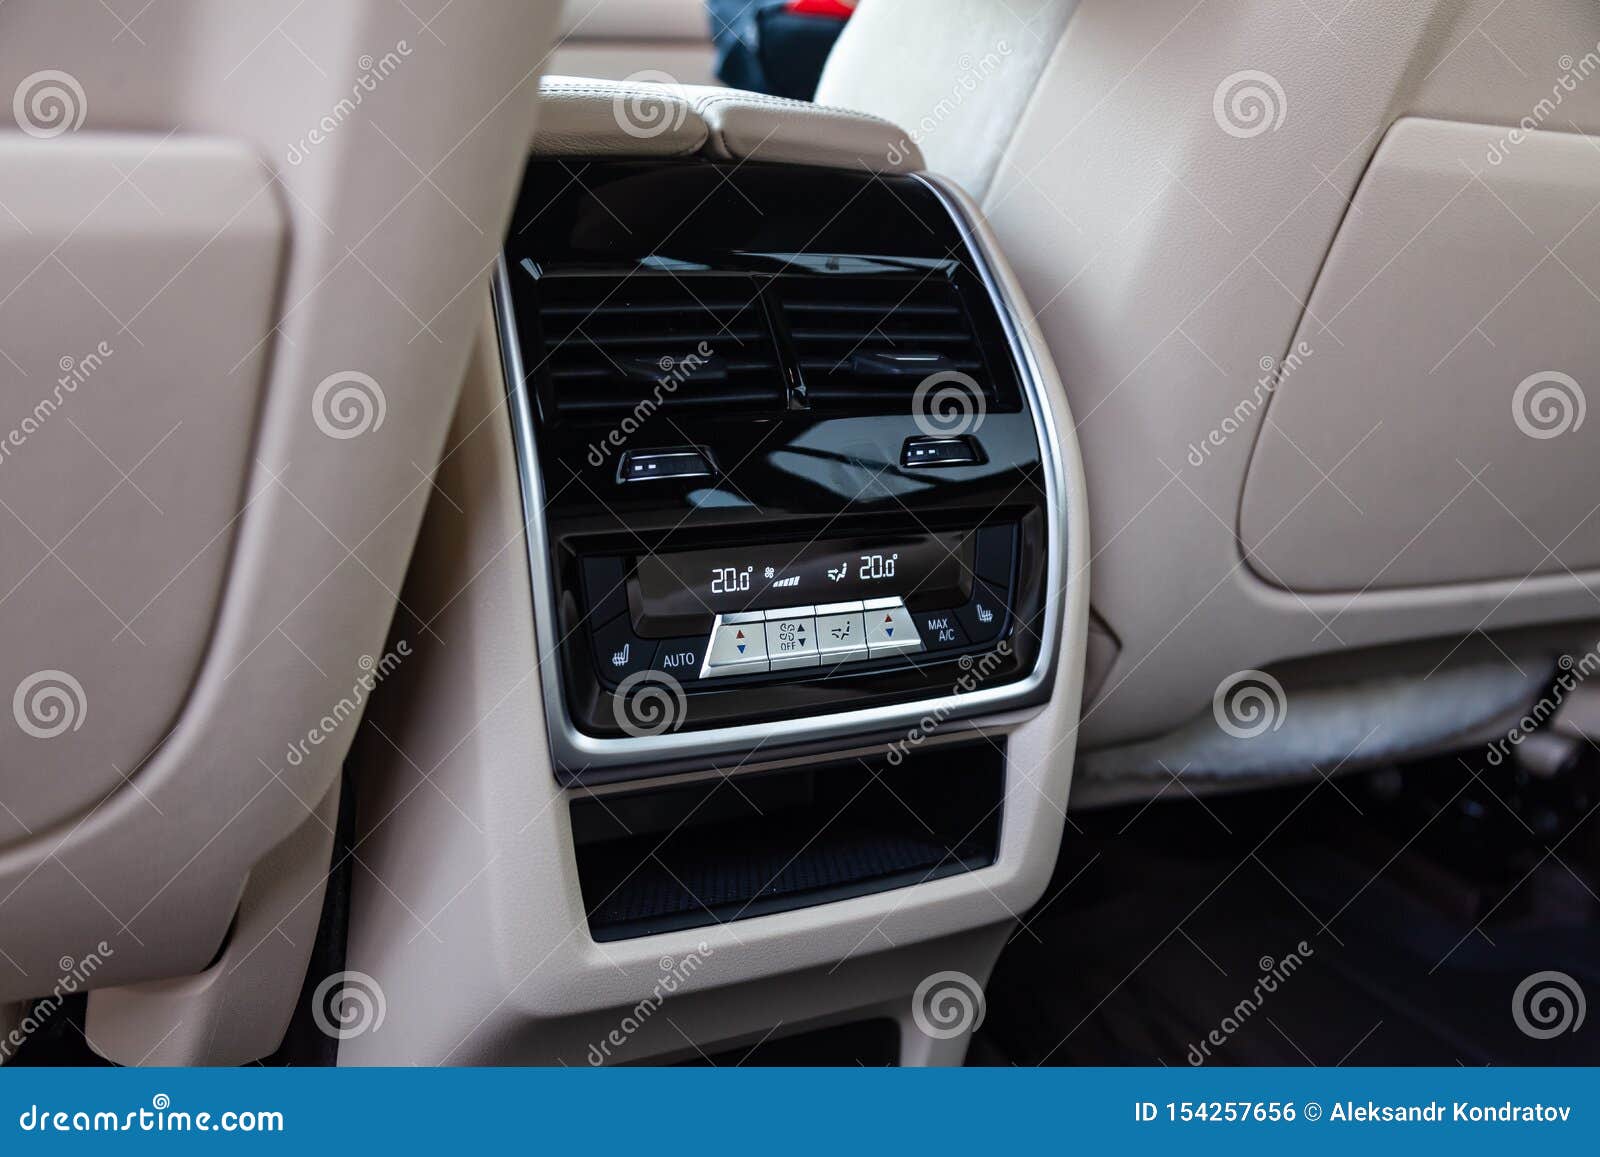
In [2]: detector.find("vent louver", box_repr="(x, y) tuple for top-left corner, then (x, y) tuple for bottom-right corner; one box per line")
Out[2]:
(533, 274), (785, 420)
(777, 275), (992, 411)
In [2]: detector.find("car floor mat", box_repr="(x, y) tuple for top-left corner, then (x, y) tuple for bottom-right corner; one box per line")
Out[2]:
(977, 756), (1600, 1066)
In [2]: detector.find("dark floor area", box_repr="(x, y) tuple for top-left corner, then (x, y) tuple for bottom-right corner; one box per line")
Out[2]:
(11, 746), (1598, 1067)
(974, 745), (1600, 1065)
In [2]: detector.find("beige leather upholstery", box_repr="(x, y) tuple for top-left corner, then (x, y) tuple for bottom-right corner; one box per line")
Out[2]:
(547, 0), (720, 87)
(818, 0), (1078, 199)
(536, 78), (710, 156)
(0, 0), (561, 1062)
(0, 136), (282, 842)
(535, 76), (925, 170)
(820, 0), (1600, 788)
(1241, 117), (1600, 591)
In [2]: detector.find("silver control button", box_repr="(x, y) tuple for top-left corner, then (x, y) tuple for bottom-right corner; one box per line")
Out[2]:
(698, 599), (926, 678)
(864, 598), (922, 656)
(815, 609), (868, 663)
(764, 613), (819, 670)
(701, 615), (770, 678)
(815, 599), (863, 615)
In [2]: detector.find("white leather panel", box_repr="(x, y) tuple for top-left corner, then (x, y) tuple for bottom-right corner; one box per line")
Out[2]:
(1242, 118), (1600, 591)
(0, 136), (283, 842)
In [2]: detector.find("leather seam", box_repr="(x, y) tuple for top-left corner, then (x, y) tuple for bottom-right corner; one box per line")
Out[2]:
(693, 91), (904, 131)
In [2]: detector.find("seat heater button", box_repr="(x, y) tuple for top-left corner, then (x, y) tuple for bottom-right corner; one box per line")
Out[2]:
(865, 603), (922, 655)
(703, 616), (769, 677)
(916, 610), (968, 651)
(814, 610), (868, 662)
(765, 614), (819, 670)
(592, 616), (655, 683)
(956, 581), (1008, 645)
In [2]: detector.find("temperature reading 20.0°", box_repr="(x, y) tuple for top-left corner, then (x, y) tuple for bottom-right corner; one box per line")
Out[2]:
(858, 553), (898, 581)
(710, 565), (752, 594)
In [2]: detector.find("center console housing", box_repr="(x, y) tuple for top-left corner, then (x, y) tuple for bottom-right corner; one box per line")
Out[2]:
(341, 93), (1089, 1067)
(497, 160), (1067, 781)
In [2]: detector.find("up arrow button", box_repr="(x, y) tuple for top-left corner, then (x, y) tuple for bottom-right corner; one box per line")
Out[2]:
(701, 614), (771, 678)
(863, 598), (922, 657)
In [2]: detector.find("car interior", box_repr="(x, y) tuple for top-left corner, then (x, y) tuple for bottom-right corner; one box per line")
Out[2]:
(1, 0), (1597, 1068)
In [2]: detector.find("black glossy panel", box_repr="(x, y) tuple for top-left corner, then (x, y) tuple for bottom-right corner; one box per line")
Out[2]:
(502, 160), (1054, 767)
(512, 160), (976, 266)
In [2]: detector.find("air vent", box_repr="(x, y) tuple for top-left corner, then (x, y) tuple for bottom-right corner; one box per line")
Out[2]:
(534, 274), (784, 420)
(777, 275), (992, 411)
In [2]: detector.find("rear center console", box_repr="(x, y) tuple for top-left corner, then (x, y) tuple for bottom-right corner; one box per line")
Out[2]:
(342, 115), (1088, 1067)
(496, 160), (1064, 781)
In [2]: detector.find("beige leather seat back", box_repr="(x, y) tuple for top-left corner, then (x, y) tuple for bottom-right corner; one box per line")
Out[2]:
(821, 0), (1600, 798)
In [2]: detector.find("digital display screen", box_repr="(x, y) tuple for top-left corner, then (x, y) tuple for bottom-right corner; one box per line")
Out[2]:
(632, 532), (972, 635)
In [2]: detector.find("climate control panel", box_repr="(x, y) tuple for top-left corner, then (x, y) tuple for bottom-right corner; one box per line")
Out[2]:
(579, 524), (1018, 695)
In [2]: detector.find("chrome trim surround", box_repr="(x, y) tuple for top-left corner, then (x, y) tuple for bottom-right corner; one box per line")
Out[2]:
(494, 171), (1070, 774)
